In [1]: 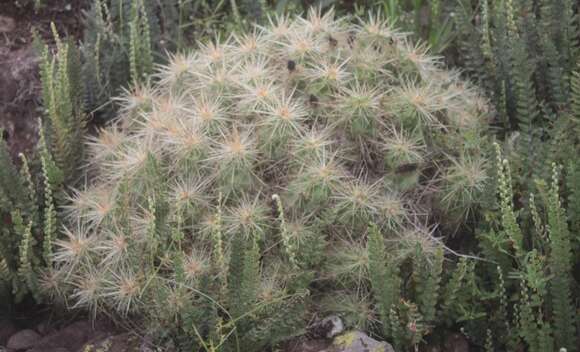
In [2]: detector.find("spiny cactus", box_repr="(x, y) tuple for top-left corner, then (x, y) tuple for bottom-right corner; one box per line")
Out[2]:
(51, 8), (490, 349)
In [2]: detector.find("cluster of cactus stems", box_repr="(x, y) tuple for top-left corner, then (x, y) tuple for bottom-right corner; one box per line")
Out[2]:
(10, 6), (487, 350)
(45, 10), (487, 348)
(44, 8), (492, 350)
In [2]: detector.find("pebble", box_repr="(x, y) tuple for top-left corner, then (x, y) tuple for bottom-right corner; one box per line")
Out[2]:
(7, 329), (41, 350)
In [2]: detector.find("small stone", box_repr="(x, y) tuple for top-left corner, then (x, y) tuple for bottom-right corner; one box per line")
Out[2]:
(307, 315), (345, 339)
(31, 321), (94, 352)
(328, 330), (395, 352)
(7, 329), (41, 350)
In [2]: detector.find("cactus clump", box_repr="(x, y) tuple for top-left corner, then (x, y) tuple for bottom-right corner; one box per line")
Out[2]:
(50, 8), (489, 348)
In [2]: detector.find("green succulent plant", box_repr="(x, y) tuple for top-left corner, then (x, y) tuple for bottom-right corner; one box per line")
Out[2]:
(49, 8), (490, 350)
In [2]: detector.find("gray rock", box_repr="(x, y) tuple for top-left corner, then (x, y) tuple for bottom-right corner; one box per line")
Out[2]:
(26, 348), (69, 352)
(29, 321), (103, 352)
(321, 316), (345, 339)
(7, 329), (41, 350)
(325, 330), (395, 352)
(307, 315), (345, 339)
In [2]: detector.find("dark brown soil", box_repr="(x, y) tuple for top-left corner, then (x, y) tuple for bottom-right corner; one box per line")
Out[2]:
(0, 0), (87, 160)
